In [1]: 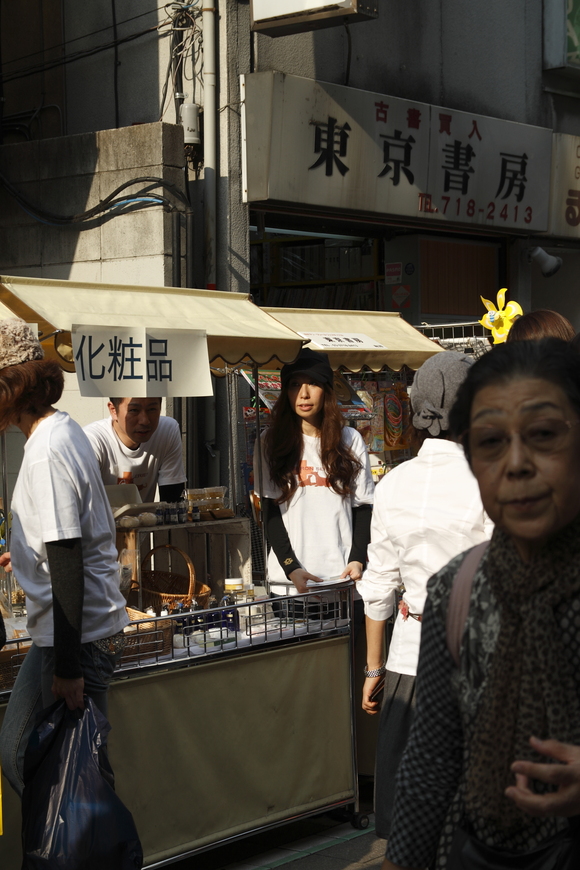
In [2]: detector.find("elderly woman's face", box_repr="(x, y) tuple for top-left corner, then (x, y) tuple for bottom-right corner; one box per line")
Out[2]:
(469, 377), (580, 561)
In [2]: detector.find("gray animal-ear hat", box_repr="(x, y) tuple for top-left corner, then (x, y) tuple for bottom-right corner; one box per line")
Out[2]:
(411, 351), (473, 437)
(0, 318), (44, 370)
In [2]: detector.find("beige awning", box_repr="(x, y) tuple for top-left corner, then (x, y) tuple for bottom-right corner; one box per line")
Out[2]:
(0, 276), (305, 372)
(263, 307), (443, 372)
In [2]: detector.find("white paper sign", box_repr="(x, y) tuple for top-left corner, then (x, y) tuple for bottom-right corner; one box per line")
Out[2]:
(72, 325), (213, 398)
(299, 331), (386, 349)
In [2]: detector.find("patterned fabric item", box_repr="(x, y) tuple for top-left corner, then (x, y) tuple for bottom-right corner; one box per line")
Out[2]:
(465, 517), (580, 835)
(386, 539), (580, 869)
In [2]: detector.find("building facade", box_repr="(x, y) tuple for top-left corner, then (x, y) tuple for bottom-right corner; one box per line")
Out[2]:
(2, 0), (580, 492)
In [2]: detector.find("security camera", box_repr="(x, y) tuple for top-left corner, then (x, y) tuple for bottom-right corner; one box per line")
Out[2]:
(529, 246), (563, 278)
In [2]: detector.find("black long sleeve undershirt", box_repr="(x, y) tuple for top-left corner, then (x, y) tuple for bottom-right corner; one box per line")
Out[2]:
(348, 503), (373, 565)
(46, 538), (84, 680)
(263, 498), (301, 576)
(263, 497), (373, 575)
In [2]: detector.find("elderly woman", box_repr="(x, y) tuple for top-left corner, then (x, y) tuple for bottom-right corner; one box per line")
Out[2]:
(357, 351), (493, 840)
(383, 338), (580, 870)
(0, 319), (128, 797)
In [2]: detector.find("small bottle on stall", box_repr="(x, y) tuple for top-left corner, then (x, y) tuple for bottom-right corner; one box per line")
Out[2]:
(178, 490), (188, 524)
(155, 504), (166, 526)
(204, 594), (220, 628)
(160, 604), (169, 617)
(220, 591), (239, 632)
(190, 504), (201, 522)
(146, 605), (156, 617)
(169, 502), (179, 525)
(173, 601), (185, 632)
(189, 598), (204, 630)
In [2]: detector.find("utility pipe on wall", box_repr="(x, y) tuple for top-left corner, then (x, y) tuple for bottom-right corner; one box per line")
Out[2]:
(203, 4), (217, 290)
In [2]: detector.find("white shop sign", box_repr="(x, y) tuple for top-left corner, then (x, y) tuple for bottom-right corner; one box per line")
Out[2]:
(547, 133), (580, 238)
(242, 72), (552, 232)
(253, 0), (355, 15)
(72, 325), (213, 398)
(298, 331), (386, 349)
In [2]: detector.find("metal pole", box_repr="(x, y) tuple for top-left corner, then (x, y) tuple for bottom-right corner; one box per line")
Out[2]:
(172, 210), (181, 287)
(1, 430), (13, 614)
(186, 210), (194, 288)
(252, 363), (268, 588)
(202, 3), (217, 290)
(225, 367), (238, 513)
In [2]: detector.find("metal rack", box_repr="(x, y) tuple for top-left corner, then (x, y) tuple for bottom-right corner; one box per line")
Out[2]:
(116, 583), (353, 675)
(415, 321), (492, 358)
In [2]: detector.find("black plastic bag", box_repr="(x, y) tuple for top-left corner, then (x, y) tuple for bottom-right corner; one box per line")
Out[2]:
(22, 697), (143, 870)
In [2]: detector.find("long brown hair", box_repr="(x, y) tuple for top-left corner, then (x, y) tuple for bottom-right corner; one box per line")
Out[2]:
(0, 359), (64, 431)
(264, 382), (362, 504)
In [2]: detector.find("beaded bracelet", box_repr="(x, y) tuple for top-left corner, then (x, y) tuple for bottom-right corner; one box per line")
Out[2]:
(364, 662), (387, 678)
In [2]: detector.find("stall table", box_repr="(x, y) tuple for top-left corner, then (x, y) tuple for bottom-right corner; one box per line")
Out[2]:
(0, 585), (363, 868)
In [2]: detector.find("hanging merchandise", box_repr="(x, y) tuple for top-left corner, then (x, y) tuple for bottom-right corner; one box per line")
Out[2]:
(479, 288), (523, 344)
(384, 386), (403, 449)
(22, 698), (143, 870)
(351, 375), (411, 458)
(370, 394), (385, 452)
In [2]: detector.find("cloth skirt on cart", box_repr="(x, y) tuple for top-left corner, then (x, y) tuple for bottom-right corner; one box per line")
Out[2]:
(374, 670), (416, 840)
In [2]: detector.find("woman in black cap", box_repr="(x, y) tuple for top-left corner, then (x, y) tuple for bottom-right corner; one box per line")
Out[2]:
(261, 348), (374, 600)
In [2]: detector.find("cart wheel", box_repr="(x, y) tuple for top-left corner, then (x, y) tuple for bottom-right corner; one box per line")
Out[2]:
(351, 812), (370, 830)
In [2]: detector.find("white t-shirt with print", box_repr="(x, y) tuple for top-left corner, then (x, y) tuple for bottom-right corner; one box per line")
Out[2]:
(84, 415), (185, 503)
(261, 427), (374, 595)
(10, 411), (129, 646)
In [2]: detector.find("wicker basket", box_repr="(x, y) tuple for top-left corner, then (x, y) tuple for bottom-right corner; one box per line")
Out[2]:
(121, 607), (173, 663)
(128, 544), (210, 613)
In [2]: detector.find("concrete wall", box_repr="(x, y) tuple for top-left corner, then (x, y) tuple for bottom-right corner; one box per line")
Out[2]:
(0, 0), (65, 143)
(0, 122), (186, 285)
(61, 0), (167, 134)
(253, 0), (580, 136)
(0, 121), (189, 464)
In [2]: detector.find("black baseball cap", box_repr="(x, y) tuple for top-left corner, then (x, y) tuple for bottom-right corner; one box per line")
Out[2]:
(280, 348), (334, 389)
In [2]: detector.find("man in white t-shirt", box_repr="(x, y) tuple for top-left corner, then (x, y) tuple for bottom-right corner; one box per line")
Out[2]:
(84, 397), (186, 503)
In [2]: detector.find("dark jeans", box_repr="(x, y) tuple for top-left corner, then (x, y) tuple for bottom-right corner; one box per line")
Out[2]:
(0, 641), (119, 797)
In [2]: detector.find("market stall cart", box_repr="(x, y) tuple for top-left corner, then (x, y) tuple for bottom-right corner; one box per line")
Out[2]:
(0, 584), (364, 868)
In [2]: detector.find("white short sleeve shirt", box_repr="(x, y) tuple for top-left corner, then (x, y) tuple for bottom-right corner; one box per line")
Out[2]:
(260, 426), (374, 594)
(84, 415), (185, 503)
(10, 411), (129, 646)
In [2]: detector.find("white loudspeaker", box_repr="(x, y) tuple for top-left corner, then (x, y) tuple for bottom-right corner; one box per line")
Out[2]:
(529, 246), (563, 278)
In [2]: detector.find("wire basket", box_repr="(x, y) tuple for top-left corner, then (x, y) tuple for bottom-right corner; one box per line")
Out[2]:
(121, 607), (174, 663)
(129, 544), (211, 613)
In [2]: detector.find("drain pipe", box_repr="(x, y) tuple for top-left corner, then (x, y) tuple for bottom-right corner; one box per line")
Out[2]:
(203, 4), (217, 290)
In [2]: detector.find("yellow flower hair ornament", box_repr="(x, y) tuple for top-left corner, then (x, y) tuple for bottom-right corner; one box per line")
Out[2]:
(479, 289), (523, 344)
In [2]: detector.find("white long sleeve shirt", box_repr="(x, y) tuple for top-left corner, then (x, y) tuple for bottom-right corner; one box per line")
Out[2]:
(357, 439), (493, 675)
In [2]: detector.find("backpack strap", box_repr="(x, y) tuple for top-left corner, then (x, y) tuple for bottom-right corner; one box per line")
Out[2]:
(446, 541), (490, 667)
